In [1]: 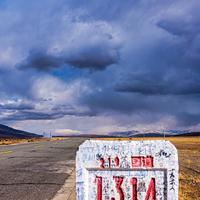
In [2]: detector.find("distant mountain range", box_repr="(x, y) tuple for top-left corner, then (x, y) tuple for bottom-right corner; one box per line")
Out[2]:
(1, 123), (199, 138)
(108, 130), (200, 137)
(59, 129), (200, 138)
(0, 124), (41, 138)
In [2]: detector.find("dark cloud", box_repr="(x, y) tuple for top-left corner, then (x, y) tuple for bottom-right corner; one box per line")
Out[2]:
(80, 85), (200, 127)
(115, 72), (200, 95)
(0, 106), (96, 121)
(157, 18), (200, 38)
(51, 105), (96, 117)
(2, 111), (95, 121)
(157, 5), (200, 38)
(19, 50), (62, 71)
(0, 102), (34, 110)
(176, 112), (200, 126)
(81, 89), (174, 115)
(2, 111), (63, 121)
(18, 37), (120, 71)
(66, 44), (119, 71)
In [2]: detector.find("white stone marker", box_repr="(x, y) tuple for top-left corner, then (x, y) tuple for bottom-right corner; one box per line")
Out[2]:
(76, 140), (178, 200)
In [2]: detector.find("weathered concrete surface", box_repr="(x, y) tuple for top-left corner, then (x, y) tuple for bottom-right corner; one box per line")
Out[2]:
(76, 140), (178, 200)
(52, 166), (76, 200)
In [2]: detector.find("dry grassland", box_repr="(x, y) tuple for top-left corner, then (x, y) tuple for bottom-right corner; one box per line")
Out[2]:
(0, 137), (68, 145)
(97, 137), (200, 200)
(170, 137), (200, 200)
(0, 137), (58, 145)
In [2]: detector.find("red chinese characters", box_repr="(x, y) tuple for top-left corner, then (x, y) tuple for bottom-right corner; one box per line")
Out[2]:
(131, 156), (153, 168)
(98, 155), (153, 169)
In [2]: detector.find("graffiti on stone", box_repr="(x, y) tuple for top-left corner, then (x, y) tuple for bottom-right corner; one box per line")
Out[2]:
(76, 140), (179, 200)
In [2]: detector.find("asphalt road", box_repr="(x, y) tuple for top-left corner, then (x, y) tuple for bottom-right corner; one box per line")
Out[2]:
(0, 138), (85, 200)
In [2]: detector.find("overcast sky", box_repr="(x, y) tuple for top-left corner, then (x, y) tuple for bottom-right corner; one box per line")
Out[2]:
(0, 0), (200, 135)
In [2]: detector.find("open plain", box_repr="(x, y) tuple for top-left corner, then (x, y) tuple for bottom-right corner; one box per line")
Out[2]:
(170, 137), (200, 199)
(0, 137), (199, 200)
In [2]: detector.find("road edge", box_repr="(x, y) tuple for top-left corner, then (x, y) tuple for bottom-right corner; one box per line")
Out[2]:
(52, 167), (76, 200)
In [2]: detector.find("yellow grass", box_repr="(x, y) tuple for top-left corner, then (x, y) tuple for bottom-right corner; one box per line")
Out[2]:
(96, 137), (200, 200)
(0, 138), (50, 145)
(0, 137), (68, 145)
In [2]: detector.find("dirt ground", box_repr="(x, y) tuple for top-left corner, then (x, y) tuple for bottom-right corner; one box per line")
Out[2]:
(169, 137), (200, 200)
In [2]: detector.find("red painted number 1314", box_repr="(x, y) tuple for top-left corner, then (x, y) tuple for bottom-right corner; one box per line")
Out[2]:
(94, 176), (156, 200)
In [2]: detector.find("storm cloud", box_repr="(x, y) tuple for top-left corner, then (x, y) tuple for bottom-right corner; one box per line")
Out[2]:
(0, 0), (200, 134)
(19, 35), (120, 71)
(19, 50), (62, 71)
(115, 72), (200, 95)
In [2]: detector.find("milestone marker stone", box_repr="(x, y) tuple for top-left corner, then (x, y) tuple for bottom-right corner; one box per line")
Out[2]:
(76, 140), (178, 200)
